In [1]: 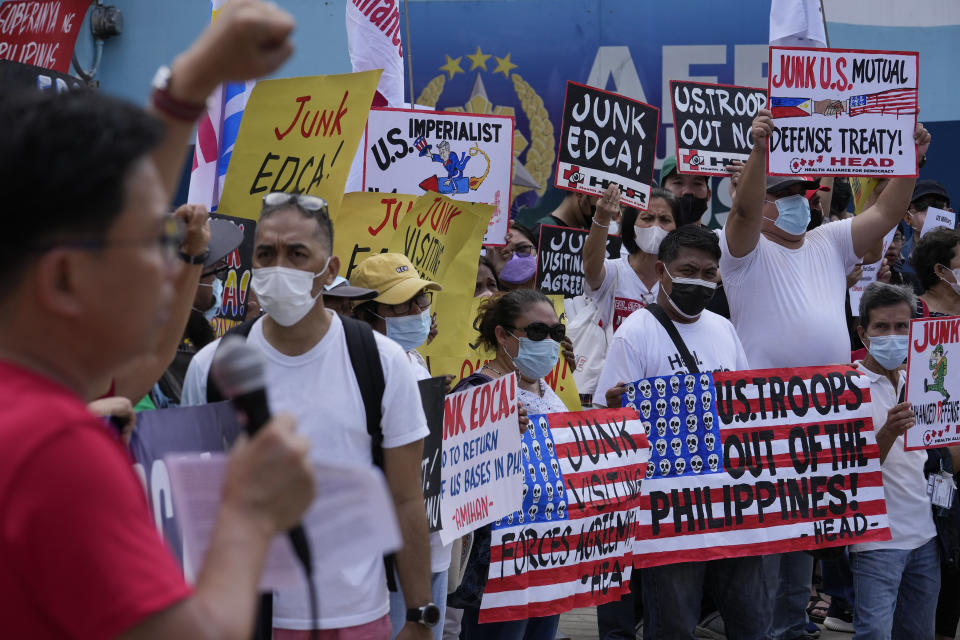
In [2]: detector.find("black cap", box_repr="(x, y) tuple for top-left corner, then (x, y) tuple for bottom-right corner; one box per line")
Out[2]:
(322, 276), (378, 300)
(911, 179), (949, 205)
(204, 218), (244, 271)
(766, 175), (819, 194)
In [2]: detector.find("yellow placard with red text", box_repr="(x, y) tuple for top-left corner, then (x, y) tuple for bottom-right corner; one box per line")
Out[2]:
(218, 71), (381, 220)
(331, 192), (418, 279)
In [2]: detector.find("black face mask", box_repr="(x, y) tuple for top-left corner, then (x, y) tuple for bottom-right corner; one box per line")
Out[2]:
(677, 194), (709, 226)
(664, 268), (716, 318)
(807, 207), (823, 231)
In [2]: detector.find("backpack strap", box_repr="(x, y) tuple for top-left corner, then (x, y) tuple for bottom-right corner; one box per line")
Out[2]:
(341, 316), (397, 590)
(341, 317), (386, 469)
(206, 318), (260, 404)
(645, 303), (700, 374)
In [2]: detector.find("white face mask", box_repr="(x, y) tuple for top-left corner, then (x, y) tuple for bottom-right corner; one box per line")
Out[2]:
(251, 258), (330, 327)
(634, 225), (670, 255)
(939, 265), (960, 296)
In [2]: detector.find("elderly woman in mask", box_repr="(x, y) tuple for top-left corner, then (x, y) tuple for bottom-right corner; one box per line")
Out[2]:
(582, 183), (678, 332)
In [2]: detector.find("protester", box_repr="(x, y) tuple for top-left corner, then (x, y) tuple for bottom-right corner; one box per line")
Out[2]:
(0, 1), (321, 637)
(723, 108), (930, 640)
(149, 212), (244, 407)
(539, 190), (615, 231)
(913, 228), (960, 317)
(322, 274), (377, 316)
(850, 282), (940, 639)
(900, 180), (951, 287)
(448, 289), (567, 640)
(828, 179), (854, 222)
(496, 222), (539, 290)
(659, 155), (711, 226)
(475, 255), (499, 298)
(583, 184), (677, 334)
(183, 195), (435, 639)
(350, 253), (450, 640)
(591, 225), (756, 639)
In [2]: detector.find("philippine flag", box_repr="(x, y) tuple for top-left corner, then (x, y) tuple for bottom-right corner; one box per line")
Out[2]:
(770, 96), (814, 118)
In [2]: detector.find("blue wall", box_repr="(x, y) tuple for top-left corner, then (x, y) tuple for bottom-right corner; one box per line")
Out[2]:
(64, 0), (959, 218)
(73, 0), (352, 104)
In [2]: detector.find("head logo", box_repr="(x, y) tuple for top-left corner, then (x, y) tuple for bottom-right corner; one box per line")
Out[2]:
(396, 265), (409, 273)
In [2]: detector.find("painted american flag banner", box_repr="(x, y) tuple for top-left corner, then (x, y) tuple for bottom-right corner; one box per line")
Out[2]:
(635, 365), (891, 568)
(480, 408), (648, 623)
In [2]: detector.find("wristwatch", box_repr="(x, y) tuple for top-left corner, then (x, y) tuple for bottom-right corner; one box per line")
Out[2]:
(178, 248), (210, 265)
(150, 65), (206, 122)
(406, 603), (441, 628)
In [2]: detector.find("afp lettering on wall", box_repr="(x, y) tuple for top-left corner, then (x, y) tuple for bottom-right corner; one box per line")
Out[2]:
(905, 315), (960, 449)
(635, 365), (891, 568)
(767, 47), (919, 178)
(670, 80), (767, 176)
(555, 81), (659, 211)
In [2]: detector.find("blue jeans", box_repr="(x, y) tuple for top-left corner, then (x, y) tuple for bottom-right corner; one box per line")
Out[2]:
(763, 551), (813, 640)
(388, 570), (448, 640)
(642, 557), (768, 639)
(459, 608), (560, 640)
(850, 538), (940, 640)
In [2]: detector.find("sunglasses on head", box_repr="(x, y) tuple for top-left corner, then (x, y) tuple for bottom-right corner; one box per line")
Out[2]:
(262, 192), (329, 214)
(508, 322), (565, 342)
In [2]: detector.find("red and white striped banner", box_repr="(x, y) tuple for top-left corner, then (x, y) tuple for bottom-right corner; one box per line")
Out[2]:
(481, 408), (648, 623)
(635, 365), (891, 568)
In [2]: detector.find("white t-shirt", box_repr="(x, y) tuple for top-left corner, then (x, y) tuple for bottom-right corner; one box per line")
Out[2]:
(592, 308), (749, 406)
(584, 256), (659, 333)
(183, 313), (429, 630)
(719, 218), (860, 369)
(850, 366), (936, 553)
(406, 351), (453, 574)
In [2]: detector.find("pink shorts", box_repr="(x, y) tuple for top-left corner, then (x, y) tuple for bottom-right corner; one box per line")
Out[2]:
(274, 614), (391, 640)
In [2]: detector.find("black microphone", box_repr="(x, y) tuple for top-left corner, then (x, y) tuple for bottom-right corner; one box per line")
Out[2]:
(211, 336), (313, 577)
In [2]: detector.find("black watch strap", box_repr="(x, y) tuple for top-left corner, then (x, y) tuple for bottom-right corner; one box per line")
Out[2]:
(179, 248), (210, 265)
(406, 603), (440, 627)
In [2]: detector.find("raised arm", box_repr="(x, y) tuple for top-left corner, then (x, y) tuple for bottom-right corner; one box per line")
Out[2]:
(148, 0), (295, 201)
(583, 183), (620, 290)
(851, 122), (930, 258)
(111, 204), (209, 402)
(725, 109), (774, 258)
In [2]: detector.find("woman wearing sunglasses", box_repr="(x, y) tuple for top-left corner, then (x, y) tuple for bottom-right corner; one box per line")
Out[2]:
(447, 289), (568, 640)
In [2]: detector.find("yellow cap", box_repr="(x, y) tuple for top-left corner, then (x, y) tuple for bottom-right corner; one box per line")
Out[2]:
(350, 253), (442, 305)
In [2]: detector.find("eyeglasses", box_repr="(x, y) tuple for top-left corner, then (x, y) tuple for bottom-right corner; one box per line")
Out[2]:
(263, 192), (329, 214)
(504, 244), (536, 257)
(50, 215), (184, 262)
(507, 321), (565, 342)
(384, 290), (433, 315)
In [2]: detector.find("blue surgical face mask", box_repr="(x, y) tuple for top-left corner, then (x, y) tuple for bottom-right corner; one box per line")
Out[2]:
(385, 309), (431, 352)
(767, 194), (811, 236)
(196, 278), (225, 322)
(509, 334), (560, 380)
(867, 334), (909, 371)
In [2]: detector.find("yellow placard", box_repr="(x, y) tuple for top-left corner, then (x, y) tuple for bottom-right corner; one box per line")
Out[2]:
(850, 176), (880, 215)
(331, 191), (418, 279)
(218, 71), (382, 221)
(388, 194), (492, 285)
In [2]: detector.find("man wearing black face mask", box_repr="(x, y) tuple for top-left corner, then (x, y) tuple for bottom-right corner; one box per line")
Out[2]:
(591, 226), (759, 639)
(660, 155), (711, 226)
